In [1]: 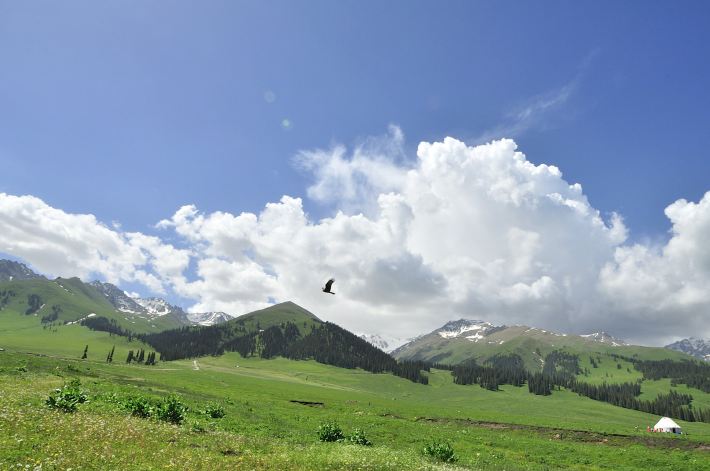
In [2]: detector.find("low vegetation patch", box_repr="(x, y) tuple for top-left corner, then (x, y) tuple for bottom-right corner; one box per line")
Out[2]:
(203, 402), (226, 418)
(46, 379), (88, 413)
(422, 441), (458, 463)
(316, 421), (372, 446)
(346, 427), (372, 446)
(317, 420), (345, 442)
(155, 394), (188, 424)
(125, 395), (153, 418)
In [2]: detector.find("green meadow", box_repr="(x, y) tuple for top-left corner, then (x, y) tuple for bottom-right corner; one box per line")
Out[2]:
(1, 287), (709, 470)
(1, 347), (709, 470)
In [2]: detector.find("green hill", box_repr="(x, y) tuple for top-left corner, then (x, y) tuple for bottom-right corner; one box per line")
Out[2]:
(232, 301), (322, 331)
(392, 320), (693, 370)
(0, 277), (190, 362)
(138, 301), (324, 360)
(0, 277), (189, 333)
(139, 301), (428, 383)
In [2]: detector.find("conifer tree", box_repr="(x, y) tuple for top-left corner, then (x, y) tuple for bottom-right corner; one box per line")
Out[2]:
(126, 350), (134, 364)
(81, 345), (88, 359)
(106, 345), (115, 363)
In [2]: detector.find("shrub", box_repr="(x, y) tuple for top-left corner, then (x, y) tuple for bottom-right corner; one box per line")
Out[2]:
(203, 402), (226, 419)
(422, 441), (457, 463)
(347, 428), (372, 446)
(155, 394), (187, 424)
(317, 421), (344, 442)
(46, 379), (88, 413)
(125, 395), (153, 418)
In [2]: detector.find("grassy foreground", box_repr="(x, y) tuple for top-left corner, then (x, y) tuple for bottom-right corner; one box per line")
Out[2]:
(1, 350), (709, 470)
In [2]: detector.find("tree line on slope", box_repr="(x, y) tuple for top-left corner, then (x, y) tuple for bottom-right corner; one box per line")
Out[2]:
(633, 359), (710, 393)
(88, 315), (429, 384)
(447, 351), (710, 423)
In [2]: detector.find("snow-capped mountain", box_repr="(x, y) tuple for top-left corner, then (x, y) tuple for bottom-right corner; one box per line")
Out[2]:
(187, 311), (232, 326)
(134, 297), (179, 318)
(2, 260), (230, 327)
(0, 260), (45, 282)
(91, 281), (232, 325)
(359, 333), (411, 353)
(665, 338), (710, 362)
(580, 332), (627, 347)
(133, 297), (192, 324)
(392, 317), (633, 366)
(90, 281), (229, 326)
(90, 281), (146, 314)
(434, 319), (498, 341)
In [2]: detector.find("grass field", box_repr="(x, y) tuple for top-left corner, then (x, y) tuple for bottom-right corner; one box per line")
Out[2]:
(1, 347), (709, 470)
(2, 296), (709, 470)
(0, 310), (154, 361)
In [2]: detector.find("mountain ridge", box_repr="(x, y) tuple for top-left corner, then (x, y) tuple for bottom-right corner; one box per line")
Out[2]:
(392, 318), (688, 369)
(0, 260), (45, 282)
(90, 280), (231, 326)
(666, 337), (710, 362)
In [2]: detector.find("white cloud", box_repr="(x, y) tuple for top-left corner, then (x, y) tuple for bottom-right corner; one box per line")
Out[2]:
(1, 132), (708, 346)
(598, 192), (710, 344)
(0, 192), (186, 293)
(293, 125), (409, 212)
(156, 135), (633, 340)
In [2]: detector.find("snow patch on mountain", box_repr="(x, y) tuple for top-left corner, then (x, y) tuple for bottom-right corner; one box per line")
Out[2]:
(435, 319), (496, 341)
(665, 337), (710, 362)
(92, 281), (230, 326)
(134, 297), (176, 317)
(66, 313), (96, 325)
(359, 333), (411, 353)
(90, 281), (146, 314)
(580, 332), (627, 346)
(187, 311), (232, 326)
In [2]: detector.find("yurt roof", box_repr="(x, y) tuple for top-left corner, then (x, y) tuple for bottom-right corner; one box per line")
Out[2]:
(654, 417), (681, 429)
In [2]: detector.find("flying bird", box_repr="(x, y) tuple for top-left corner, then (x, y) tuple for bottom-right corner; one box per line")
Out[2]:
(322, 278), (335, 295)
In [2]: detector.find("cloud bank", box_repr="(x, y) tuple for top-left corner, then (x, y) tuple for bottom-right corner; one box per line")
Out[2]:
(1, 132), (708, 345)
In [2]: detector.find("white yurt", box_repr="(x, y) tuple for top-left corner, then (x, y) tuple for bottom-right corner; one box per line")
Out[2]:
(653, 417), (682, 434)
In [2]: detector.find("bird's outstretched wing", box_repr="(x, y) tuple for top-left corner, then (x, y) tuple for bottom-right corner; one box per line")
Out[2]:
(324, 278), (335, 291)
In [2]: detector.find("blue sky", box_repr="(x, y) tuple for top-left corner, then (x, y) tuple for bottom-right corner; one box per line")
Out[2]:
(2, 1), (708, 237)
(1, 2), (709, 343)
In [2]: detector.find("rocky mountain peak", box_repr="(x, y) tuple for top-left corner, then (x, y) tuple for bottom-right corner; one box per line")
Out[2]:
(0, 259), (45, 282)
(665, 337), (710, 361)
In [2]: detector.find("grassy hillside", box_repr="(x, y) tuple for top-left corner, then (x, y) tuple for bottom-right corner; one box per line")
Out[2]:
(0, 278), (187, 334)
(393, 324), (692, 370)
(232, 301), (322, 331)
(1, 349), (709, 470)
(139, 301), (324, 359)
(0, 308), (154, 361)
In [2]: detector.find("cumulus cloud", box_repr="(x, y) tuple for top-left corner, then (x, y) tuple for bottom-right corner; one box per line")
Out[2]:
(1, 132), (708, 346)
(0, 192), (186, 293)
(155, 135), (633, 339)
(598, 192), (710, 343)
